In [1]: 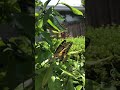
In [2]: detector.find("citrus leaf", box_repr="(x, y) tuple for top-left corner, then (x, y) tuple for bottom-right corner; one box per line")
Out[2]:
(0, 40), (5, 47)
(60, 3), (83, 16)
(44, 0), (51, 10)
(47, 19), (60, 31)
(42, 65), (53, 88)
(38, 19), (43, 28)
(35, 13), (39, 17)
(60, 68), (77, 79)
(76, 85), (83, 90)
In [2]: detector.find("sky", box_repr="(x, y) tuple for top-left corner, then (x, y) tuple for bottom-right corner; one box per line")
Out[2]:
(40, 0), (82, 6)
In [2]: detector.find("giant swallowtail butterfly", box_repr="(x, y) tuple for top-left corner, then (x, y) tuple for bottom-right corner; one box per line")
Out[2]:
(54, 40), (72, 62)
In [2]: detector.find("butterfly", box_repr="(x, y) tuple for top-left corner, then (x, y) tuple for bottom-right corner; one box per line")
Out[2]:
(54, 40), (73, 62)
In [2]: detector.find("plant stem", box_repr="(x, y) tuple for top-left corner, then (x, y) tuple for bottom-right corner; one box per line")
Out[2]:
(54, 0), (61, 7)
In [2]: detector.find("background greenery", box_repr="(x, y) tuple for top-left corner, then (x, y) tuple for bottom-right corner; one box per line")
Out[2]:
(85, 25), (120, 90)
(0, 0), (34, 89)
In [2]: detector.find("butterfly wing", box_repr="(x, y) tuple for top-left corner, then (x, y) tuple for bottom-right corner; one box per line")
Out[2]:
(62, 42), (73, 62)
(54, 40), (66, 57)
(54, 40), (73, 62)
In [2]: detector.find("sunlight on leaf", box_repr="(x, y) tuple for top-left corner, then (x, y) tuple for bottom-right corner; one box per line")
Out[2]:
(47, 19), (60, 31)
(60, 2), (83, 16)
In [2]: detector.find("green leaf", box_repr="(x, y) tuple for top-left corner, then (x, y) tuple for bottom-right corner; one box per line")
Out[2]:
(42, 65), (53, 88)
(66, 79), (74, 90)
(44, 0), (51, 10)
(48, 76), (62, 90)
(76, 85), (83, 90)
(35, 0), (43, 7)
(81, 74), (85, 86)
(43, 7), (53, 25)
(60, 3), (83, 16)
(54, 79), (62, 90)
(35, 13), (39, 17)
(13, 3), (21, 13)
(53, 9), (65, 21)
(52, 17), (65, 31)
(47, 16), (65, 32)
(38, 19), (43, 28)
(0, 40), (5, 47)
(68, 51), (81, 55)
(60, 68), (77, 79)
(35, 68), (47, 90)
(7, 0), (17, 5)
(41, 31), (53, 46)
(36, 48), (51, 63)
(47, 19), (60, 31)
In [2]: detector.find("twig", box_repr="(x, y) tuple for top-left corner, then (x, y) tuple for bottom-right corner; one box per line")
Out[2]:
(54, 0), (61, 7)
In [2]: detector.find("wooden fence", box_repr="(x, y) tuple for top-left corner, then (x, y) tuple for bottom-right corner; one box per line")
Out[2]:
(35, 21), (85, 41)
(61, 21), (85, 38)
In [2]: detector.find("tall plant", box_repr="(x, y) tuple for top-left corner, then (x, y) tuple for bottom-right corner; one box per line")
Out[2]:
(35, 0), (84, 90)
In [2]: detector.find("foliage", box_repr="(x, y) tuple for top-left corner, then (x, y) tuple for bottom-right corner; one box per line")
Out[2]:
(35, 37), (85, 90)
(66, 37), (85, 52)
(60, 3), (83, 16)
(0, 36), (33, 89)
(35, 0), (84, 90)
(0, 0), (34, 89)
(85, 25), (120, 89)
(81, 0), (85, 7)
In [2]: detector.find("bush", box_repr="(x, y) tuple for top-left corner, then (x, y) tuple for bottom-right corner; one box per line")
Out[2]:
(85, 26), (120, 89)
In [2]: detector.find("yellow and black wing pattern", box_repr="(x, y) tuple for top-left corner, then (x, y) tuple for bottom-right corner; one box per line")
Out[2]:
(54, 40), (73, 62)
